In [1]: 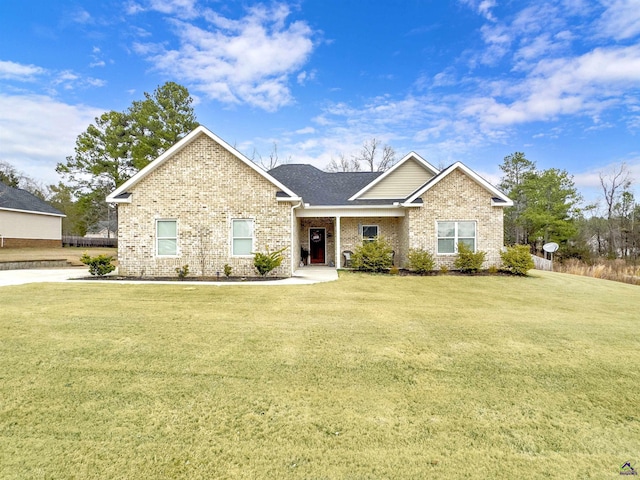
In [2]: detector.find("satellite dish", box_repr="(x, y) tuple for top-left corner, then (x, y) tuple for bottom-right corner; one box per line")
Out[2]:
(543, 242), (559, 253)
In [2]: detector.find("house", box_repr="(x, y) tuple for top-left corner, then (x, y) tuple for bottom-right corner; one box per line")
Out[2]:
(0, 182), (65, 248)
(107, 126), (512, 277)
(85, 220), (118, 239)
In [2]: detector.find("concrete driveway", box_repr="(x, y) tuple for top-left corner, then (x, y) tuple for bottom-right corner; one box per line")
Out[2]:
(0, 266), (338, 287)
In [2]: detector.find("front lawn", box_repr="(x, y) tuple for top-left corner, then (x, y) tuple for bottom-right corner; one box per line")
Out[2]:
(0, 271), (638, 478)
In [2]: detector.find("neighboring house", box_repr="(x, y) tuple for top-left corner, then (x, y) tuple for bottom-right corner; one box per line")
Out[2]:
(0, 182), (65, 248)
(85, 220), (118, 238)
(107, 126), (513, 277)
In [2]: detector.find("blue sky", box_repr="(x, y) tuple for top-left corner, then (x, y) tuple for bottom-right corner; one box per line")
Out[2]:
(1, 0), (639, 205)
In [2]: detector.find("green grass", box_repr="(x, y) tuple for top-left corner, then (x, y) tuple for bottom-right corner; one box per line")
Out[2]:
(1, 271), (639, 479)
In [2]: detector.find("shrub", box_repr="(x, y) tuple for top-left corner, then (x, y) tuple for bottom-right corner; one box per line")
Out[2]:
(500, 244), (535, 275)
(488, 264), (499, 275)
(454, 243), (486, 273)
(351, 237), (393, 273)
(389, 265), (400, 275)
(254, 247), (287, 276)
(223, 264), (232, 278)
(175, 264), (189, 280)
(407, 248), (435, 274)
(439, 265), (449, 274)
(80, 253), (116, 276)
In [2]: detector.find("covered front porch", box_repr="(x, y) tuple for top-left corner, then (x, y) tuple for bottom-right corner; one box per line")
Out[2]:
(293, 211), (407, 269)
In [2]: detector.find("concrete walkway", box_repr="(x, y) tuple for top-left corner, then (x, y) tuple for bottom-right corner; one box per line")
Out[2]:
(0, 266), (338, 287)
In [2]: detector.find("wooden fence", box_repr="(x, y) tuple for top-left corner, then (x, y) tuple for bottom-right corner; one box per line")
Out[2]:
(62, 236), (118, 248)
(531, 254), (553, 271)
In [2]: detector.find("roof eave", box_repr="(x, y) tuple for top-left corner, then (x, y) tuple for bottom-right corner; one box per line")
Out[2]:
(0, 206), (66, 217)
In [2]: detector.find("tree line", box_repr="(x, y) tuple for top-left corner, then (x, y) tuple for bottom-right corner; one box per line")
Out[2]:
(498, 152), (638, 262)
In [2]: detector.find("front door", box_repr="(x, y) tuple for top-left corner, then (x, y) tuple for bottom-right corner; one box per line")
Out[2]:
(309, 228), (326, 264)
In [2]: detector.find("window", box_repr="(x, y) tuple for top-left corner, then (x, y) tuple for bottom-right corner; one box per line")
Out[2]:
(157, 220), (177, 256)
(437, 221), (476, 254)
(232, 219), (254, 256)
(362, 225), (379, 243)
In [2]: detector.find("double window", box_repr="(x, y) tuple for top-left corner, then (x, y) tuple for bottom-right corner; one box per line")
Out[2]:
(437, 221), (476, 254)
(232, 219), (254, 256)
(157, 220), (178, 256)
(362, 225), (379, 243)
(156, 218), (255, 257)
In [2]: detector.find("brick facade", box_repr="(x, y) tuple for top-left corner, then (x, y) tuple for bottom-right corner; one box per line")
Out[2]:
(404, 169), (504, 269)
(113, 129), (507, 277)
(117, 135), (293, 277)
(0, 238), (62, 248)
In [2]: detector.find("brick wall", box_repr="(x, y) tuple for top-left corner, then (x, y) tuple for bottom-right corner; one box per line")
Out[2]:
(406, 169), (505, 269)
(117, 134), (293, 277)
(339, 217), (401, 265)
(0, 238), (62, 248)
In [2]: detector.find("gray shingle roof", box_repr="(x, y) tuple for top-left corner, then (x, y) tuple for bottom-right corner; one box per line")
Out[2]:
(269, 164), (408, 205)
(0, 182), (64, 216)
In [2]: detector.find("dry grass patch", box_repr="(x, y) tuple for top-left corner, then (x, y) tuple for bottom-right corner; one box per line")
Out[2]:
(0, 271), (639, 478)
(555, 258), (640, 285)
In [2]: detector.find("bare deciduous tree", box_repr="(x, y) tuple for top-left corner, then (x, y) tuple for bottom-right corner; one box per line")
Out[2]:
(600, 163), (632, 256)
(352, 138), (398, 172)
(326, 153), (361, 172)
(252, 142), (291, 170)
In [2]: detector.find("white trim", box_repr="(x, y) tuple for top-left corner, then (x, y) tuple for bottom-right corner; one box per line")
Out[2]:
(0, 207), (65, 218)
(106, 125), (299, 202)
(362, 224), (379, 242)
(436, 220), (477, 255)
(308, 227), (326, 265)
(156, 219), (179, 257)
(231, 218), (255, 257)
(348, 152), (440, 201)
(277, 196), (302, 202)
(405, 162), (513, 206)
(296, 207), (405, 218)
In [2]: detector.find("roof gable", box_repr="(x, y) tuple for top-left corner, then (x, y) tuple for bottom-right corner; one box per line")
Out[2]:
(404, 162), (513, 206)
(349, 152), (439, 201)
(107, 126), (299, 202)
(0, 183), (64, 216)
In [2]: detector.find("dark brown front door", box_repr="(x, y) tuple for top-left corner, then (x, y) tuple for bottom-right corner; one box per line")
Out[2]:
(309, 228), (325, 264)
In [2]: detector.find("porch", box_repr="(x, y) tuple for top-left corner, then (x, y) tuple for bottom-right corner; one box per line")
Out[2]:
(294, 215), (406, 268)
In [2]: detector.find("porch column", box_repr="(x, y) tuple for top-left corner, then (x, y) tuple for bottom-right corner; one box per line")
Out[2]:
(335, 215), (341, 268)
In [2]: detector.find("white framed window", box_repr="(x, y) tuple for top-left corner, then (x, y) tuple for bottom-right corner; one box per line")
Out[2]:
(232, 219), (254, 256)
(362, 225), (379, 243)
(437, 221), (476, 254)
(157, 220), (178, 256)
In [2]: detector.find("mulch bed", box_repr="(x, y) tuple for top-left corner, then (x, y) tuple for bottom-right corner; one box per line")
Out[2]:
(74, 275), (286, 282)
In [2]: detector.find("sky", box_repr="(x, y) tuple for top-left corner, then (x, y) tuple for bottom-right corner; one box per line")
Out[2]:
(1, 0), (639, 206)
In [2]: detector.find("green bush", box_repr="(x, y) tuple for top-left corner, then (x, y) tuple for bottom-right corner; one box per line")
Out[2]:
(254, 247), (287, 276)
(175, 264), (189, 280)
(351, 237), (393, 273)
(223, 264), (232, 277)
(500, 244), (535, 275)
(407, 248), (435, 274)
(454, 243), (486, 273)
(80, 253), (116, 276)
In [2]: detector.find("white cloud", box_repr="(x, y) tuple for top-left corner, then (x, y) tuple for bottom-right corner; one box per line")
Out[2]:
(463, 45), (640, 126)
(127, 0), (199, 18)
(598, 0), (640, 40)
(0, 60), (46, 81)
(0, 94), (103, 185)
(135, 3), (316, 111)
(459, 0), (497, 21)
